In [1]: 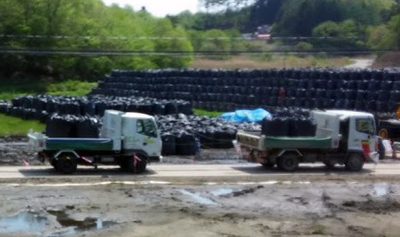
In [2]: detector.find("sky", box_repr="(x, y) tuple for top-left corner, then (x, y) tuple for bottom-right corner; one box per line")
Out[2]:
(102, 0), (201, 17)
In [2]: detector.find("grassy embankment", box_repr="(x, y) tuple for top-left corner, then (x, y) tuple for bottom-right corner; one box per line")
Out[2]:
(191, 55), (353, 69)
(0, 80), (97, 135)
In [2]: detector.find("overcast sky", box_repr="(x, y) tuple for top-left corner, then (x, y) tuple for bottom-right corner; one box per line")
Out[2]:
(102, 0), (201, 17)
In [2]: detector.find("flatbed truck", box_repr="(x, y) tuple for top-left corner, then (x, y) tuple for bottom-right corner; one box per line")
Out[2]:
(236, 110), (379, 172)
(28, 110), (162, 174)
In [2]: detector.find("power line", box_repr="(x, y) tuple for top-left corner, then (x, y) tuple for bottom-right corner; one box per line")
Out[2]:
(0, 34), (366, 41)
(0, 48), (396, 56)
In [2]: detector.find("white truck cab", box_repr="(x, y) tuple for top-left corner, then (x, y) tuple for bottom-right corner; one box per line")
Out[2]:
(100, 110), (162, 159)
(324, 110), (378, 155)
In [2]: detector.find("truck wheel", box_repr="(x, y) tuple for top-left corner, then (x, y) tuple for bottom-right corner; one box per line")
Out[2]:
(277, 154), (299, 172)
(118, 157), (130, 172)
(125, 154), (147, 174)
(56, 154), (78, 174)
(323, 161), (336, 169)
(261, 162), (275, 169)
(50, 158), (58, 171)
(345, 154), (364, 172)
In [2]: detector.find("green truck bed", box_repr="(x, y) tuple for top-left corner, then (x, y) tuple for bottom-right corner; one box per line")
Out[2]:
(264, 136), (332, 149)
(46, 138), (114, 151)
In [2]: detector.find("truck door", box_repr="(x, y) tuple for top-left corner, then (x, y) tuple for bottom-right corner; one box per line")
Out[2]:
(348, 117), (377, 156)
(133, 119), (162, 157)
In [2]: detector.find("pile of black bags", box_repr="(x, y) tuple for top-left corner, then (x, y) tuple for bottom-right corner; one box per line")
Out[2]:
(46, 114), (101, 138)
(90, 68), (400, 113)
(262, 117), (317, 137)
(0, 95), (192, 122)
(156, 114), (261, 156)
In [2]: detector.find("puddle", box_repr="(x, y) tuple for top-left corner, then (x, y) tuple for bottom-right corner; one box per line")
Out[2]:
(211, 188), (237, 196)
(179, 190), (217, 205)
(0, 211), (48, 235)
(0, 209), (117, 237)
(373, 184), (389, 197)
(47, 210), (116, 236)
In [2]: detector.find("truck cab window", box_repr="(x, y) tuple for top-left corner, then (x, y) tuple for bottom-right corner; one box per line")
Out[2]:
(356, 119), (375, 135)
(137, 120), (144, 133)
(137, 119), (157, 138)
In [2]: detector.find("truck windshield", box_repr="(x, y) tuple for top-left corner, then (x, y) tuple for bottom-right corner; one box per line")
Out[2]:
(356, 118), (375, 135)
(137, 119), (158, 138)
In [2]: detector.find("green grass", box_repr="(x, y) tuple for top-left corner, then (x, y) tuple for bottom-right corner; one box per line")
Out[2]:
(194, 109), (223, 117)
(47, 80), (97, 97)
(0, 114), (45, 135)
(0, 79), (97, 136)
(0, 81), (47, 100)
(0, 79), (98, 100)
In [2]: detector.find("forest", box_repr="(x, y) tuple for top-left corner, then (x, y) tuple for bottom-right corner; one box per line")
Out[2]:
(0, 0), (399, 80)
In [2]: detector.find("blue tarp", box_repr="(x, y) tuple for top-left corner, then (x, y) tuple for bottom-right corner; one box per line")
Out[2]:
(221, 108), (272, 123)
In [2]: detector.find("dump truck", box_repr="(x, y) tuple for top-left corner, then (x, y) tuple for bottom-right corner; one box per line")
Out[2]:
(28, 110), (162, 174)
(236, 110), (379, 172)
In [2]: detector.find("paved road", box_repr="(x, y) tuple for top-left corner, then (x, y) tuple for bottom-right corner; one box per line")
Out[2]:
(0, 163), (398, 181)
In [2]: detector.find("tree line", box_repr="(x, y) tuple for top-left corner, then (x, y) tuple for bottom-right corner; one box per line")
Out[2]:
(174, 0), (400, 50)
(1, 0), (400, 80)
(0, 0), (197, 79)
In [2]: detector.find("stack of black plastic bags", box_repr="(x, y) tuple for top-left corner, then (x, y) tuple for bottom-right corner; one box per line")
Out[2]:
(91, 68), (400, 114)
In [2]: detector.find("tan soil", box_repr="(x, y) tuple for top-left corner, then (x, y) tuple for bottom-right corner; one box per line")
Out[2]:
(0, 180), (400, 237)
(372, 53), (400, 68)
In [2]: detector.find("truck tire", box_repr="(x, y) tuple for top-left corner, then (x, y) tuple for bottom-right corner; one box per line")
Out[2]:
(56, 154), (78, 174)
(323, 160), (336, 169)
(277, 153), (299, 172)
(122, 154), (147, 174)
(345, 153), (364, 172)
(50, 158), (58, 171)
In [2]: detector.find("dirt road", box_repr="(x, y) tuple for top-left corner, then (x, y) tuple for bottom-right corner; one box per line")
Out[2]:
(0, 178), (400, 237)
(0, 164), (400, 236)
(345, 58), (375, 69)
(0, 163), (396, 181)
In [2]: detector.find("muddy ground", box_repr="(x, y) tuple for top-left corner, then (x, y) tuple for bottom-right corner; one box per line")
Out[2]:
(0, 180), (399, 237)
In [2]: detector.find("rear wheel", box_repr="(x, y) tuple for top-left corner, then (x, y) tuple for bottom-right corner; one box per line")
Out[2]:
(277, 153), (299, 172)
(345, 153), (364, 172)
(56, 154), (78, 174)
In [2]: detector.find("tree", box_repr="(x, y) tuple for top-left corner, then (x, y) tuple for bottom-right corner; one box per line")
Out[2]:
(367, 25), (392, 49)
(201, 29), (231, 59)
(249, 0), (286, 28)
(369, 13), (400, 50)
(273, 0), (395, 36)
(0, 0), (196, 79)
(312, 21), (341, 37)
